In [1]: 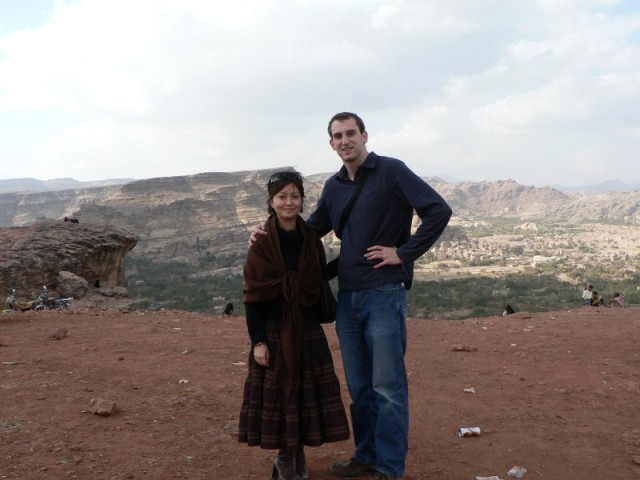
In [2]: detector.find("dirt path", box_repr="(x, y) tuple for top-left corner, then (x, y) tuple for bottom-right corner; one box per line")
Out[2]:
(2, 306), (639, 479)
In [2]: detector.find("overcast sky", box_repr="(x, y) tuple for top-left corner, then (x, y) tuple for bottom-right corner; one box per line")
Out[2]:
(1, 0), (639, 187)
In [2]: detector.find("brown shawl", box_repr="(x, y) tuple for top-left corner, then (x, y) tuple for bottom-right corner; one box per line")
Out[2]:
(243, 214), (327, 395)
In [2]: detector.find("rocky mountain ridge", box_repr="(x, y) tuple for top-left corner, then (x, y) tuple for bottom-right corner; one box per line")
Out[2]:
(0, 177), (134, 194)
(1, 170), (639, 267)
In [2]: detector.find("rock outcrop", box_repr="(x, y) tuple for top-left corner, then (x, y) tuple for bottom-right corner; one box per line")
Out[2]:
(0, 221), (137, 300)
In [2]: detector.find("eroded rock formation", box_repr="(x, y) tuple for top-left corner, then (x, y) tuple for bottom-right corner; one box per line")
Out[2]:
(0, 221), (137, 300)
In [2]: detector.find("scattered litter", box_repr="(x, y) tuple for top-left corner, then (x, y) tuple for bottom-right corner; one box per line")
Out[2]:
(232, 362), (247, 366)
(507, 466), (527, 478)
(463, 387), (476, 394)
(458, 427), (481, 437)
(2, 361), (19, 365)
(173, 328), (182, 331)
(178, 379), (189, 384)
(510, 343), (517, 347)
(476, 476), (503, 480)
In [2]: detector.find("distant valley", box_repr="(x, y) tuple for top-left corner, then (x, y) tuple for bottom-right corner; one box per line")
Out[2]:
(1, 170), (638, 318)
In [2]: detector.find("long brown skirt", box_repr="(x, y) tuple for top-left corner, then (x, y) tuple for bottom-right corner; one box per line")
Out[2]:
(238, 319), (350, 452)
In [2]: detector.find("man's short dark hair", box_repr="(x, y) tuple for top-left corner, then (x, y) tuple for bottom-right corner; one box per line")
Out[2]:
(328, 112), (366, 137)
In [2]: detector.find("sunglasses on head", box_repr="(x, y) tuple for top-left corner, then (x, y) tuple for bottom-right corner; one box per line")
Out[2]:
(268, 171), (302, 185)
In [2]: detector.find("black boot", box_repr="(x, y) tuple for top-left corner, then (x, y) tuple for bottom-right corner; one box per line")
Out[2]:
(294, 449), (309, 480)
(271, 453), (295, 480)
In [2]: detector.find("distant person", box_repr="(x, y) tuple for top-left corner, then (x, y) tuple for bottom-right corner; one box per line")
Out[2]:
(611, 293), (624, 308)
(591, 291), (605, 307)
(239, 171), (349, 480)
(582, 285), (593, 306)
(5, 289), (17, 311)
(502, 304), (516, 316)
(70, 216), (79, 224)
(64, 216), (69, 222)
(222, 302), (234, 315)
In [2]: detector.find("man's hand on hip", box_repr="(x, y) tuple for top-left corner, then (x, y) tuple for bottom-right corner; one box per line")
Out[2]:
(365, 245), (402, 268)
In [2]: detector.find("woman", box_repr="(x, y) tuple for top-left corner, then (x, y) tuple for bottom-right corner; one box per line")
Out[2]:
(239, 171), (349, 480)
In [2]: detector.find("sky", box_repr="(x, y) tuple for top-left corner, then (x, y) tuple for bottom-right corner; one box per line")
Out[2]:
(0, 0), (639, 187)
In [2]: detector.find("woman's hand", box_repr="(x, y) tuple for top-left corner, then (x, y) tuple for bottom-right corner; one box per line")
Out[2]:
(253, 343), (270, 366)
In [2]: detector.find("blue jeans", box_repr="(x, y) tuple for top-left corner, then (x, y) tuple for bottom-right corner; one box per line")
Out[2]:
(336, 283), (408, 477)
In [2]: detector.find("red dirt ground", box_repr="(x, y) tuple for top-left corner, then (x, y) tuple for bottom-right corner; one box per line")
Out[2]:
(1, 306), (640, 480)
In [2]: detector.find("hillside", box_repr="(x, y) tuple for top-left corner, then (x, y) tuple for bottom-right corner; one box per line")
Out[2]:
(1, 170), (639, 264)
(1, 306), (639, 479)
(1, 170), (639, 316)
(0, 177), (134, 194)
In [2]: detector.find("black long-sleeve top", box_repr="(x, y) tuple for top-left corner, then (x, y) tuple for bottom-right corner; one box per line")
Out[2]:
(307, 152), (452, 290)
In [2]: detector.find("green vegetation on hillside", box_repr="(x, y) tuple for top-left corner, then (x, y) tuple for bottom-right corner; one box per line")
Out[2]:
(126, 256), (246, 312)
(408, 274), (639, 319)
(126, 257), (639, 319)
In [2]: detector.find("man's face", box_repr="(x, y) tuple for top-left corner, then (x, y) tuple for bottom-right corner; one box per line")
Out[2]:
(329, 118), (368, 164)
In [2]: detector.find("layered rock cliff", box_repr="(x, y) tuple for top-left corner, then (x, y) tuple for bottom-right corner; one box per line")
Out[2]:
(69, 169), (327, 263)
(0, 170), (639, 269)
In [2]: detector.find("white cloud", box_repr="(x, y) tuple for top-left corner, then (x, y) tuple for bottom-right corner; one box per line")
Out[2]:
(0, 0), (639, 186)
(470, 77), (594, 134)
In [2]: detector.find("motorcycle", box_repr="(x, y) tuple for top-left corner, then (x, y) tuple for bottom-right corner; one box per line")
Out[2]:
(50, 297), (73, 310)
(32, 287), (73, 311)
(33, 286), (49, 311)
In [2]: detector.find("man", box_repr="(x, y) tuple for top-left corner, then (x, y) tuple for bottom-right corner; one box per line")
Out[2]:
(250, 112), (451, 479)
(6, 289), (17, 311)
(222, 302), (234, 316)
(582, 285), (593, 306)
(591, 290), (604, 307)
(308, 112), (451, 480)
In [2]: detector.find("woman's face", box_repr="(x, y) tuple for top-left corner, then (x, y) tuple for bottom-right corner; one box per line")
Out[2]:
(269, 183), (303, 222)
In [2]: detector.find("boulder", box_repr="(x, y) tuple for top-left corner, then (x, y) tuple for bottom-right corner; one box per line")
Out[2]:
(88, 398), (117, 416)
(49, 327), (68, 340)
(0, 221), (137, 299)
(57, 271), (89, 298)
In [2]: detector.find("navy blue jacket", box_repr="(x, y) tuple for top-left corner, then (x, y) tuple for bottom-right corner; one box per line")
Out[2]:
(307, 152), (452, 290)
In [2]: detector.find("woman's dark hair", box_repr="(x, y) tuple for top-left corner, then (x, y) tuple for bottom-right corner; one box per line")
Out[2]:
(267, 170), (305, 215)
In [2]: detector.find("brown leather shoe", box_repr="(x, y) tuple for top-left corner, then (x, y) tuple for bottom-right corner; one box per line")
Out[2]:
(330, 457), (377, 477)
(370, 472), (405, 480)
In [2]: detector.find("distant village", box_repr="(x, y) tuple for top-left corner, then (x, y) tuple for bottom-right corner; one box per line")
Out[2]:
(415, 219), (640, 286)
